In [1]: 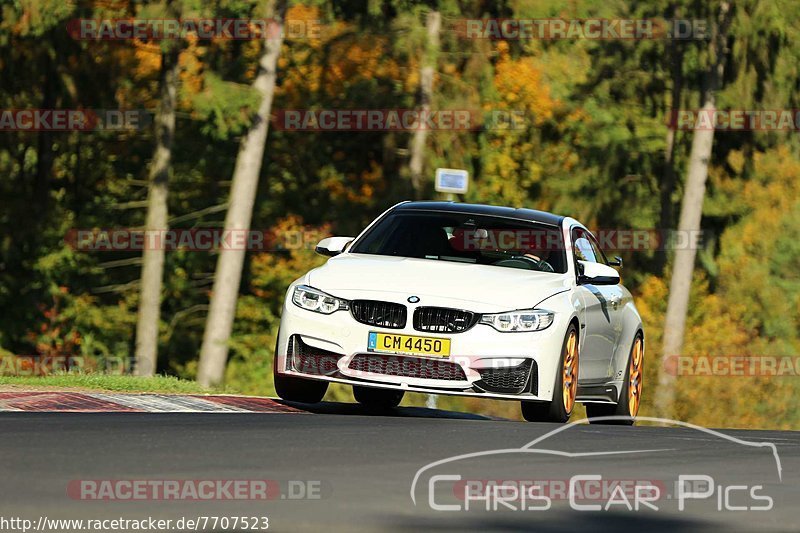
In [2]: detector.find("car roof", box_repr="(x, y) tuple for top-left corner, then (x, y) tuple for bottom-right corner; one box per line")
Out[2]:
(393, 201), (565, 227)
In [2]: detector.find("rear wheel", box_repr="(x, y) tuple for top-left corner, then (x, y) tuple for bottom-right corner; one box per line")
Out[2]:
(353, 386), (404, 408)
(273, 334), (328, 403)
(521, 324), (579, 423)
(586, 334), (643, 425)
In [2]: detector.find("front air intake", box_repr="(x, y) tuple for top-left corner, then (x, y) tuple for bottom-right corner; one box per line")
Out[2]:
(474, 360), (536, 394)
(288, 335), (342, 376)
(348, 354), (466, 381)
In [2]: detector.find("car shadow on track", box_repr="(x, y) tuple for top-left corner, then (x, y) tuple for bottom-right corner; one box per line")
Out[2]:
(276, 400), (499, 421)
(388, 510), (725, 532)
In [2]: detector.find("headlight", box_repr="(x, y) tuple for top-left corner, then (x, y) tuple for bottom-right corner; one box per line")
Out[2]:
(479, 309), (554, 332)
(292, 285), (348, 314)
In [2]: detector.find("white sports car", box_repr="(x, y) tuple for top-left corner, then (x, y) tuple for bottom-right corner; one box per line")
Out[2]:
(274, 201), (644, 423)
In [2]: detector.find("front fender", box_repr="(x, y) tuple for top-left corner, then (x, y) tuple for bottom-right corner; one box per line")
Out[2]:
(532, 289), (582, 397)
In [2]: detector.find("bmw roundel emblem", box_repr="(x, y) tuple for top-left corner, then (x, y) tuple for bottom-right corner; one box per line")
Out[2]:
(407, 296), (420, 303)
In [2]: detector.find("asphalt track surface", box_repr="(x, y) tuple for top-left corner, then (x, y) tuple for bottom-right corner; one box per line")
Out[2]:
(2, 403), (800, 532)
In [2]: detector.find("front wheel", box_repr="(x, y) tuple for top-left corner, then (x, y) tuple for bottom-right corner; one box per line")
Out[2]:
(521, 324), (579, 423)
(274, 372), (328, 403)
(586, 334), (643, 425)
(353, 386), (404, 409)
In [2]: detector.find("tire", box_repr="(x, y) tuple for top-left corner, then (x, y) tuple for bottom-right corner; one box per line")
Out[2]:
(586, 333), (643, 425)
(353, 386), (404, 409)
(273, 333), (328, 404)
(274, 372), (328, 403)
(521, 323), (579, 423)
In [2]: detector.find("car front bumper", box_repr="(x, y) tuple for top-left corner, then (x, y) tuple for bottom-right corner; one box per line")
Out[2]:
(276, 295), (570, 402)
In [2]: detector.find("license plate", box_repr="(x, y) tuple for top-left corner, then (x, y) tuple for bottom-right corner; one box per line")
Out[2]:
(367, 332), (450, 358)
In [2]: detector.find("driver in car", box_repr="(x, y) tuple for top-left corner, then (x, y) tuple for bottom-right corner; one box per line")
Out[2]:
(522, 247), (555, 273)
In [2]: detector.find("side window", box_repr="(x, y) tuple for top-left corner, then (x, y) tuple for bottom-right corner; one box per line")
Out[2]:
(587, 235), (608, 265)
(572, 229), (598, 263)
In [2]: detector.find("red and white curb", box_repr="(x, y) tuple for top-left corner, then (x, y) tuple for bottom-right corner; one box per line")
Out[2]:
(0, 392), (304, 413)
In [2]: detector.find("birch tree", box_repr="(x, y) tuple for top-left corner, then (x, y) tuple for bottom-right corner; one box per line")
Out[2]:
(197, 0), (287, 387)
(407, 9), (440, 198)
(656, 2), (733, 416)
(134, 42), (180, 376)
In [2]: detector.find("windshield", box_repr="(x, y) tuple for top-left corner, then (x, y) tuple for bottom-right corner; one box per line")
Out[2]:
(351, 211), (567, 273)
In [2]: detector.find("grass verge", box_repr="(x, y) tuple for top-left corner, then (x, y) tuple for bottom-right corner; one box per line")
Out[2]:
(0, 374), (224, 394)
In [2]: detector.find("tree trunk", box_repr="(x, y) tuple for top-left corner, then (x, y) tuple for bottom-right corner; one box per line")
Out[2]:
(656, 35), (684, 273)
(197, 1), (286, 387)
(408, 10), (440, 199)
(656, 2), (732, 417)
(134, 45), (180, 376)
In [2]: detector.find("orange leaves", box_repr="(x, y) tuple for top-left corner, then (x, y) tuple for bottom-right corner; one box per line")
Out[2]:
(471, 41), (561, 205)
(649, 146), (800, 428)
(132, 39), (162, 76)
(492, 41), (556, 125)
(351, 160), (382, 202)
(278, 7), (403, 104)
(320, 160), (384, 206)
(178, 40), (204, 109)
(27, 287), (82, 358)
(743, 146), (800, 212)
(248, 215), (331, 302)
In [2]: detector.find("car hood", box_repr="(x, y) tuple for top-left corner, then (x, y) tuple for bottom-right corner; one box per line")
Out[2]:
(305, 253), (571, 312)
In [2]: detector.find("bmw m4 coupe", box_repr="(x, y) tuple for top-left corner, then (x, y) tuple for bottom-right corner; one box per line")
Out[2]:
(274, 201), (644, 423)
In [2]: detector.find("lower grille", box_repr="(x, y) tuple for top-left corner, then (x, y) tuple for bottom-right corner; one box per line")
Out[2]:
(288, 335), (342, 376)
(475, 360), (535, 394)
(348, 354), (467, 381)
(413, 306), (478, 333)
(350, 300), (407, 329)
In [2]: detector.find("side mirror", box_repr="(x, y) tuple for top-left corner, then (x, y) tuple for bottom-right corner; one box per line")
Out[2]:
(577, 260), (620, 286)
(609, 256), (623, 267)
(315, 236), (354, 257)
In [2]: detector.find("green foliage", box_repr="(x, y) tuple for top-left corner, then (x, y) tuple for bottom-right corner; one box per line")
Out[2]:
(1, 0), (800, 428)
(185, 72), (263, 140)
(0, 373), (221, 393)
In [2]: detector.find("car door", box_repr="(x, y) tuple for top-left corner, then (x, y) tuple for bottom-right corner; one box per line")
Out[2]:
(571, 228), (624, 381)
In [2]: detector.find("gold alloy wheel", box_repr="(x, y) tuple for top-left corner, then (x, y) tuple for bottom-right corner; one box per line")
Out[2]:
(562, 331), (578, 413)
(628, 337), (644, 416)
